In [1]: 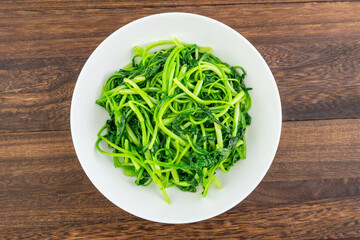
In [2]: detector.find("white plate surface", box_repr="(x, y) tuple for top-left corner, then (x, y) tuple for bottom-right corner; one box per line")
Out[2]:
(71, 12), (282, 224)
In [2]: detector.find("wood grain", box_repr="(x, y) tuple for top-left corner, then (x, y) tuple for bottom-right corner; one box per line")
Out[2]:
(2, 22), (360, 60)
(1, 39), (359, 132)
(0, 119), (359, 239)
(1, 2), (360, 42)
(0, 0), (357, 11)
(1, 119), (359, 186)
(0, 2), (360, 132)
(0, 2), (359, 132)
(0, 57), (82, 133)
(1, 1), (360, 238)
(0, 197), (359, 239)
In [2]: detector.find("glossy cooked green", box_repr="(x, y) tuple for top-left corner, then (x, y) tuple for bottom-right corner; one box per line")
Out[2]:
(96, 38), (252, 203)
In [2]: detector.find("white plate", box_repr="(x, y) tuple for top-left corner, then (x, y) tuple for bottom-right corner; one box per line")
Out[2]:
(71, 12), (282, 224)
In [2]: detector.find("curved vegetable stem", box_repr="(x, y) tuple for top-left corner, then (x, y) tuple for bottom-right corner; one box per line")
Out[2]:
(95, 38), (251, 203)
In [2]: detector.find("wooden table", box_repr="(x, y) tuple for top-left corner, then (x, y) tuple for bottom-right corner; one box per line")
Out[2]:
(1, 1), (359, 239)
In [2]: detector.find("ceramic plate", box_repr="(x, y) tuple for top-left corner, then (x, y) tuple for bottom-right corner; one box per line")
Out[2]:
(71, 12), (282, 224)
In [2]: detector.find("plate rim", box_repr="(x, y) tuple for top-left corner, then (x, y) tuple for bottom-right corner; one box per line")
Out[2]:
(70, 12), (282, 224)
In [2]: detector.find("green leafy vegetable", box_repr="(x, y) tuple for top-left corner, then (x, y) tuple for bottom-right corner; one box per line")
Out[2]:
(96, 38), (252, 204)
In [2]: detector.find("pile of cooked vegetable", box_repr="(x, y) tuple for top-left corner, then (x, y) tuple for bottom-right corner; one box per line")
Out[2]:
(96, 38), (252, 203)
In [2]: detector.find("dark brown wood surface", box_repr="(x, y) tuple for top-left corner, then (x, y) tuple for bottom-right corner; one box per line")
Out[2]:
(0, 1), (359, 239)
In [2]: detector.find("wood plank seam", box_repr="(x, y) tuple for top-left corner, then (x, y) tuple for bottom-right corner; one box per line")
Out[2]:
(0, 117), (359, 136)
(1, 21), (360, 44)
(0, 0), (358, 12)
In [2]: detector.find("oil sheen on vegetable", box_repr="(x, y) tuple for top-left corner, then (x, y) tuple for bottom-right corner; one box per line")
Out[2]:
(96, 38), (252, 204)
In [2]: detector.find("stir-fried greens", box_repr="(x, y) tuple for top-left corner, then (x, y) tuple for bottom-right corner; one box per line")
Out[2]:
(96, 38), (252, 203)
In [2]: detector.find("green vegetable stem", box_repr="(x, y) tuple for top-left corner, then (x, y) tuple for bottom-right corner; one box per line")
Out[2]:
(96, 38), (252, 204)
